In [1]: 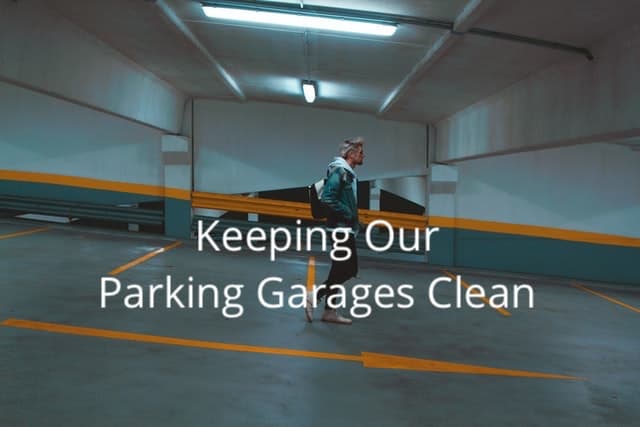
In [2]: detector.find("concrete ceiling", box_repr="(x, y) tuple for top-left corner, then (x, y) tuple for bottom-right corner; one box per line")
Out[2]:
(47, 0), (640, 124)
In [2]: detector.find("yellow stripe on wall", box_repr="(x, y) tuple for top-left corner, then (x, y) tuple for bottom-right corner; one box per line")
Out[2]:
(4, 169), (636, 249)
(165, 187), (191, 200)
(0, 170), (191, 201)
(429, 216), (640, 248)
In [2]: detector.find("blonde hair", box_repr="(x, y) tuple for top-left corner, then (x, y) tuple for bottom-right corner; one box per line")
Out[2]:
(339, 136), (365, 158)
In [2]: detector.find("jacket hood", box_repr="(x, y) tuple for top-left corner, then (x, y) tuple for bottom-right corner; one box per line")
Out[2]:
(327, 156), (357, 177)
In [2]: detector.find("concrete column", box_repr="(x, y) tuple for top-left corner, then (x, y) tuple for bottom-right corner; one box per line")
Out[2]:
(247, 192), (258, 222)
(369, 180), (381, 211)
(427, 164), (458, 266)
(162, 135), (192, 238)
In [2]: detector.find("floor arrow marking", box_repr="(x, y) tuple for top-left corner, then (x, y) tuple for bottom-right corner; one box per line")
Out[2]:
(362, 352), (583, 380)
(2, 318), (583, 380)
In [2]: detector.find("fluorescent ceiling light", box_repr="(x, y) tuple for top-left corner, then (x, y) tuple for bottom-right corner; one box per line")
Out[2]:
(202, 6), (397, 37)
(302, 80), (316, 103)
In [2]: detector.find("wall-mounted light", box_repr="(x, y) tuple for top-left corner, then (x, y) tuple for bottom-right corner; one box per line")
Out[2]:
(201, 2), (397, 37)
(302, 80), (316, 103)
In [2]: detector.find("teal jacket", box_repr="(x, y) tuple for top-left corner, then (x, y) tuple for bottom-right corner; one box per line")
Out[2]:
(321, 157), (358, 231)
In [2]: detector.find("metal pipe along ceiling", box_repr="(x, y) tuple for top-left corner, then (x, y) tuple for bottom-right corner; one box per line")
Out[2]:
(200, 0), (595, 61)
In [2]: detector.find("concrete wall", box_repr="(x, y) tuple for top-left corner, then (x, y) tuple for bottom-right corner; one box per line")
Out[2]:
(428, 143), (640, 284)
(0, 0), (192, 228)
(429, 21), (640, 284)
(455, 143), (640, 237)
(0, 81), (164, 189)
(435, 24), (640, 161)
(0, 0), (185, 133)
(194, 100), (428, 194)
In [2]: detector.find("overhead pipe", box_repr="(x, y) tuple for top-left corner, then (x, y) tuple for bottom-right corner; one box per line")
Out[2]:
(200, 0), (594, 60)
(466, 28), (594, 60)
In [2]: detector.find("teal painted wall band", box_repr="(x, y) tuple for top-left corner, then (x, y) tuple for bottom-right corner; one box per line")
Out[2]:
(165, 198), (191, 239)
(428, 227), (455, 267)
(432, 227), (639, 285)
(0, 180), (161, 205)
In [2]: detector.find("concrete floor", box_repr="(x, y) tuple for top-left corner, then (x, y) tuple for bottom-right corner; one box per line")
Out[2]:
(1, 219), (639, 426)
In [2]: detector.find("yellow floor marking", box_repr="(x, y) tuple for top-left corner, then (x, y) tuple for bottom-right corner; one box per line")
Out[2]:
(362, 353), (582, 380)
(443, 270), (512, 317)
(1, 318), (361, 363)
(573, 283), (640, 314)
(108, 241), (182, 276)
(1, 318), (583, 380)
(0, 226), (49, 240)
(306, 256), (316, 292)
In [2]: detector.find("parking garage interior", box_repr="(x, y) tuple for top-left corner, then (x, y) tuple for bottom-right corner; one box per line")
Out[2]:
(1, 0), (639, 426)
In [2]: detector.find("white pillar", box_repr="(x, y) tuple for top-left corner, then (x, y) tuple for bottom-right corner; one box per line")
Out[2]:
(369, 180), (381, 211)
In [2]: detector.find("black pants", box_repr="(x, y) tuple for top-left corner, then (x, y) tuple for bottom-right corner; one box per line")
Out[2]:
(317, 234), (358, 309)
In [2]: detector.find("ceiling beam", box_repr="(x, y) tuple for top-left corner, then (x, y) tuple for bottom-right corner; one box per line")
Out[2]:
(453, 0), (496, 33)
(377, 32), (457, 116)
(378, 0), (495, 116)
(155, 0), (246, 101)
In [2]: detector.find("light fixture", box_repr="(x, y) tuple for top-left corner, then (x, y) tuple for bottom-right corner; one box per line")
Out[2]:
(302, 80), (316, 103)
(201, 3), (397, 37)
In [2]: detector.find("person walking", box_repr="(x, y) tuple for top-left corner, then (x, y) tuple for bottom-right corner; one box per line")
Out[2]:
(306, 137), (365, 325)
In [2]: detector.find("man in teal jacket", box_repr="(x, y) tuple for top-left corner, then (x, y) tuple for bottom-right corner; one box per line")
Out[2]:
(306, 137), (365, 325)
